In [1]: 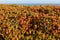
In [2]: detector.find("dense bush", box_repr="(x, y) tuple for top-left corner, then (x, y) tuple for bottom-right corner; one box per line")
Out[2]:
(0, 4), (60, 40)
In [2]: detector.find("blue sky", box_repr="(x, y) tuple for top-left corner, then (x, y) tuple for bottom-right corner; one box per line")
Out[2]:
(0, 0), (60, 4)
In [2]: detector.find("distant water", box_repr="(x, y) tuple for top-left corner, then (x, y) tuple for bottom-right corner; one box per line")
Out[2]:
(0, 3), (60, 6)
(7, 3), (60, 6)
